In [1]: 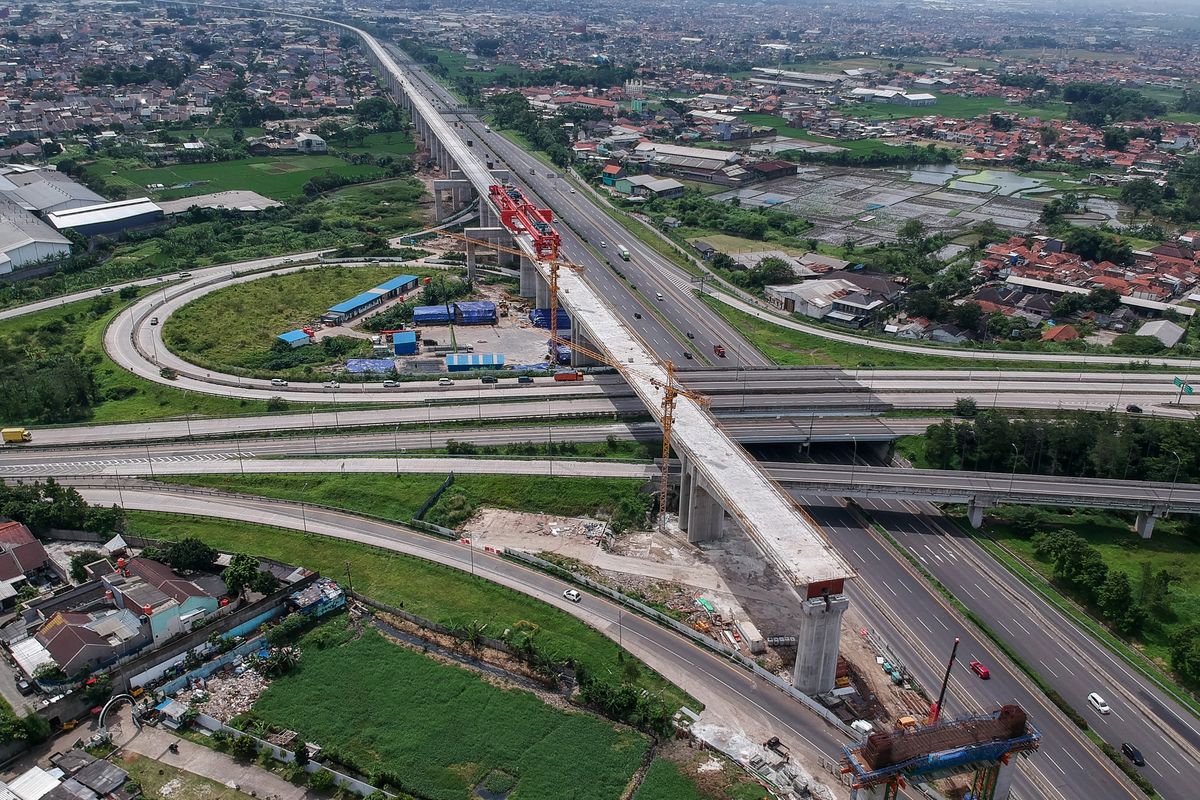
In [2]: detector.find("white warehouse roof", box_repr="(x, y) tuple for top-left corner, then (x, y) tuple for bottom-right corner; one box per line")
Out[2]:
(47, 197), (162, 231)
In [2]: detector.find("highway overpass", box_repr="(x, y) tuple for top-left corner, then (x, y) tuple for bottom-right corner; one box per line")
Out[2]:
(767, 462), (1200, 536)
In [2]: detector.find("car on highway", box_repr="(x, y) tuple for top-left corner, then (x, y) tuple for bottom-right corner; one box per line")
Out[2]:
(600, 241), (607, 248)
(99, 287), (114, 294)
(1120, 743), (1145, 766)
(323, 381), (340, 389)
(481, 375), (497, 384)
(569, 188), (576, 193)
(179, 271), (192, 278)
(382, 380), (400, 388)
(683, 352), (693, 359)
(562, 589), (582, 603)
(713, 344), (726, 358)
(517, 376), (534, 384)
(438, 377), (454, 386)
(271, 379), (288, 387)
(969, 660), (990, 679)
(655, 292), (664, 301)
(686, 332), (695, 339)
(1088, 692), (1111, 714)
(634, 312), (642, 319)
(1126, 404), (1143, 413)
(150, 317), (159, 326)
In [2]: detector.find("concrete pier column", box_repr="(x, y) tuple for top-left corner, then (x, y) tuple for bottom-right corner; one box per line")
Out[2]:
(685, 482), (723, 544)
(792, 592), (850, 694)
(519, 257), (537, 299)
(678, 456), (693, 529)
(535, 276), (550, 308)
(1135, 510), (1159, 539)
(966, 498), (989, 528)
(462, 227), (505, 284)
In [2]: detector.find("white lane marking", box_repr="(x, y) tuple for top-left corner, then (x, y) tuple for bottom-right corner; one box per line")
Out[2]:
(1054, 657), (1075, 677)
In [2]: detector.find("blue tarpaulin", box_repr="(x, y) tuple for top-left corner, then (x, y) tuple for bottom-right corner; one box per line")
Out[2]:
(454, 300), (497, 325)
(529, 308), (571, 329)
(344, 358), (396, 373)
(413, 305), (452, 324)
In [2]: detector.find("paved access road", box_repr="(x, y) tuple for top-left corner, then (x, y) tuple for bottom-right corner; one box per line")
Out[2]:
(73, 481), (858, 797)
(862, 498), (1200, 800)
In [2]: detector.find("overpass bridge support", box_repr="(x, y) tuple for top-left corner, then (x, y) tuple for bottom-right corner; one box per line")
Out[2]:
(433, 178), (473, 222)
(1135, 510), (1160, 538)
(967, 498), (991, 529)
(464, 227), (508, 284)
(677, 456), (725, 544)
(794, 593), (849, 695)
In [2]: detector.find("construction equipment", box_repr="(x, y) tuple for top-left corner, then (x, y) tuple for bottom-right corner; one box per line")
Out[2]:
(554, 335), (709, 521)
(445, 232), (710, 522)
(488, 184), (561, 260)
(441, 232), (583, 349)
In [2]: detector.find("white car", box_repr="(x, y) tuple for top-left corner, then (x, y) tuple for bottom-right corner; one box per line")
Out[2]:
(562, 589), (582, 603)
(599, 241), (608, 248)
(1088, 692), (1111, 714)
(438, 377), (454, 386)
(271, 379), (288, 387)
(382, 380), (399, 388)
(323, 381), (340, 389)
(149, 317), (159, 326)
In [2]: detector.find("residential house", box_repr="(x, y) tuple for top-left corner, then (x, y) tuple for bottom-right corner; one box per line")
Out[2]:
(102, 557), (222, 644)
(1040, 324), (1079, 343)
(0, 521), (65, 607)
(1135, 319), (1185, 348)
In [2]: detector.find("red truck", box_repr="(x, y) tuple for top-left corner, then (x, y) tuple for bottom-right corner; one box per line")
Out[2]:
(553, 371), (583, 382)
(713, 344), (726, 358)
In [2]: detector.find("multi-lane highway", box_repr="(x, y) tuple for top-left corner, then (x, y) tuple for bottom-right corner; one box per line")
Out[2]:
(861, 498), (1200, 796)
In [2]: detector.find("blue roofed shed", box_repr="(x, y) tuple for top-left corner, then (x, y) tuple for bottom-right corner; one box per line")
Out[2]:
(445, 353), (505, 372)
(277, 329), (312, 348)
(322, 274), (421, 323)
(393, 330), (418, 355)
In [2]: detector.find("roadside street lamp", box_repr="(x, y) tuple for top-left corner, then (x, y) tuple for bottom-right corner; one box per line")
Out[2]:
(1008, 443), (1019, 498)
(1166, 448), (1183, 506)
(849, 437), (858, 487)
(144, 444), (156, 480)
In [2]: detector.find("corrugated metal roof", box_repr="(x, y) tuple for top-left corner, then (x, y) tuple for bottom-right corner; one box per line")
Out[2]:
(445, 353), (505, 367)
(8, 767), (61, 800)
(393, 330), (417, 344)
(375, 274), (418, 292)
(328, 290), (380, 314)
(46, 198), (162, 230)
(277, 329), (310, 343)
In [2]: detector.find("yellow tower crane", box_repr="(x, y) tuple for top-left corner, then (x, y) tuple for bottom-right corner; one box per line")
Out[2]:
(444, 232), (710, 521)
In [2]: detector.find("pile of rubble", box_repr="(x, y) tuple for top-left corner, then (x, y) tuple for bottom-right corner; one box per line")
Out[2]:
(175, 666), (271, 722)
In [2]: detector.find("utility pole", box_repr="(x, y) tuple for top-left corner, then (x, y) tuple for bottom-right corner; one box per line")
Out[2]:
(344, 560), (353, 594)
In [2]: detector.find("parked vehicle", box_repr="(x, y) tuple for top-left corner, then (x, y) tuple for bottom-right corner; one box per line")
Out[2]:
(271, 379), (289, 387)
(1088, 692), (1111, 714)
(562, 589), (582, 603)
(553, 371), (582, 382)
(1121, 743), (1145, 766)
(969, 660), (990, 679)
(16, 679), (33, 696)
(2, 428), (32, 444)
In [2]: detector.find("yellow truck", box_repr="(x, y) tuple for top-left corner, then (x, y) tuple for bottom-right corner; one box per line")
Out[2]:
(2, 428), (32, 444)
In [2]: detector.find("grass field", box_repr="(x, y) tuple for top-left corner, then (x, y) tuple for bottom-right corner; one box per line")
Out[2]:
(159, 472), (654, 532)
(163, 264), (421, 377)
(836, 94), (1067, 122)
(86, 155), (385, 202)
(633, 754), (770, 800)
(983, 508), (1200, 668)
(0, 293), (275, 425)
(120, 754), (256, 800)
(736, 114), (910, 156)
(124, 510), (693, 711)
(249, 619), (646, 800)
(430, 48), (531, 88)
(339, 131), (417, 158)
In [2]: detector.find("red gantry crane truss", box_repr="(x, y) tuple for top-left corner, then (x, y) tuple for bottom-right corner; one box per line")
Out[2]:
(489, 184), (561, 261)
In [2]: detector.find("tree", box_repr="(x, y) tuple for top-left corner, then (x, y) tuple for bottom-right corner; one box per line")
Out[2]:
(69, 549), (107, 582)
(224, 553), (266, 597)
(163, 537), (218, 572)
(1120, 178), (1163, 219)
(231, 735), (258, 761)
(954, 398), (978, 418)
(1103, 127), (1131, 152)
(953, 302), (983, 331)
(710, 252), (737, 272)
(898, 219), (927, 244)
(1064, 227), (1132, 266)
(293, 740), (310, 766)
(473, 38), (501, 58)
(1170, 624), (1200, 686)
(1097, 571), (1144, 635)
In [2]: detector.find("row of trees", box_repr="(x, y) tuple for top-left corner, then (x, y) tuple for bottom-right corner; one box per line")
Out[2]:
(1033, 530), (1175, 637)
(0, 479), (123, 536)
(781, 143), (956, 168)
(1061, 82), (1167, 126)
(486, 92), (573, 167)
(920, 410), (1199, 483)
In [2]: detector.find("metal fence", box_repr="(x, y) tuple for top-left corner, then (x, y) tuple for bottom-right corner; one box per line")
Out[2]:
(502, 549), (857, 738)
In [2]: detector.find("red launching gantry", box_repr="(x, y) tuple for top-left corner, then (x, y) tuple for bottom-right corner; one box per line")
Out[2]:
(489, 184), (561, 261)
